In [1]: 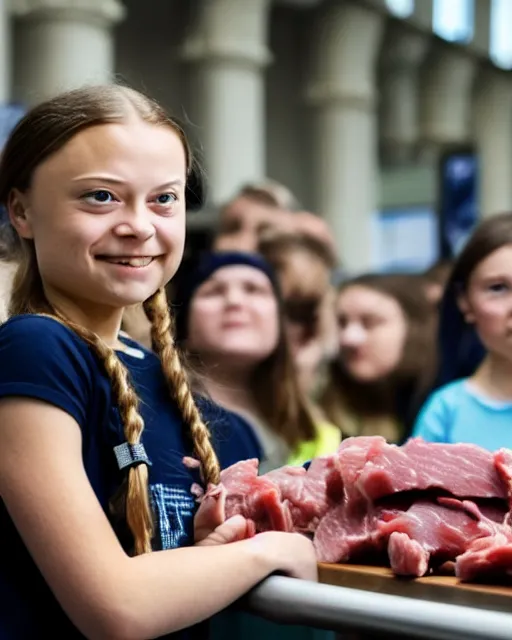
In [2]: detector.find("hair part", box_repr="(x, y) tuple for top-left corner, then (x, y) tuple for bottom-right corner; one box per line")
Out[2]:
(0, 84), (219, 555)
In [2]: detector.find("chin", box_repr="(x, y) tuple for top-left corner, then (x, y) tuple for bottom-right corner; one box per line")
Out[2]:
(101, 287), (162, 308)
(219, 350), (262, 366)
(349, 369), (379, 383)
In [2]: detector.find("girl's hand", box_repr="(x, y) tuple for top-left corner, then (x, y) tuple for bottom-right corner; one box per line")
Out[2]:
(249, 531), (319, 582)
(195, 515), (255, 546)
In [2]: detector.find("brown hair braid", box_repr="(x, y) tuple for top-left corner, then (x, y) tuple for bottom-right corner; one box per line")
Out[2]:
(51, 314), (154, 555)
(0, 84), (209, 555)
(143, 288), (220, 485)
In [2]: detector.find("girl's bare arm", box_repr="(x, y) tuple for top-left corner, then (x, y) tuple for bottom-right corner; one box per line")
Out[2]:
(0, 398), (317, 640)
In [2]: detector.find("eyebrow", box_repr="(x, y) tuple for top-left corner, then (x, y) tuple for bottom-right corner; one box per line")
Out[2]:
(72, 175), (185, 189)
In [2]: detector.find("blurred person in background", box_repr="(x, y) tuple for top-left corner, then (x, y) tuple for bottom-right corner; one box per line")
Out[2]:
(213, 179), (338, 259)
(173, 251), (340, 473)
(258, 231), (338, 401)
(422, 258), (453, 307)
(0, 214), (18, 323)
(320, 273), (437, 443)
(412, 213), (512, 449)
(213, 180), (297, 252)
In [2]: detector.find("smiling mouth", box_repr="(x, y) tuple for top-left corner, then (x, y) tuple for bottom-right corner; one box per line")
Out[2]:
(97, 256), (155, 268)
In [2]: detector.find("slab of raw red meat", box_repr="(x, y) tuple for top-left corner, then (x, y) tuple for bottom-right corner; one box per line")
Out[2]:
(380, 498), (506, 577)
(494, 448), (512, 525)
(314, 495), (508, 569)
(456, 531), (512, 582)
(221, 459), (293, 532)
(313, 501), (389, 563)
(194, 455), (343, 536)
(267, 455), (344, 532)
(339, 436), (506, 504)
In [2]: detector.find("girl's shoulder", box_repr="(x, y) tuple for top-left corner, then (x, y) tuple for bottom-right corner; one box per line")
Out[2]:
(0, 313), (99, 372)
(0, 314), (107, 428)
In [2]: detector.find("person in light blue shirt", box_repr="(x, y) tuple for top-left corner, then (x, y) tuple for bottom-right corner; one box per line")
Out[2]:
(412, 212), (512, 450)
(412, 379), (512, 449)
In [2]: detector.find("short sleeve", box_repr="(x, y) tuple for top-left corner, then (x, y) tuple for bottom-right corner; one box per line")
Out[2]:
(0, 315), (95, 428)
(410, 388), (452, 443)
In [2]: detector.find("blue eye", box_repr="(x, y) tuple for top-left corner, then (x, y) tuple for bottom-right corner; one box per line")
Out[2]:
(82, 190), (115, 204)
(155, 193), (177, 205)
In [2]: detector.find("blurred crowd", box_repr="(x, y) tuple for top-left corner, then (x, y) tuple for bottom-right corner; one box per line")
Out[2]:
(109, 177), (476, 471)
(3, 167), (510, 473)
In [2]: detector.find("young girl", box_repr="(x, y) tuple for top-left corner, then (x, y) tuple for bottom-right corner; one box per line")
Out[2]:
(412, 212), (512, 450)
(320, 273), (437, 443)
(0, 85), (317, 639)
(173, 250), (340, 472)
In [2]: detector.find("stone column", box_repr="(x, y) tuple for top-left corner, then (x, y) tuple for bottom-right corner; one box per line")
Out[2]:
(379, 23), (429, 165)
(473, 70), (512, 217)
(420, 45), (477, 151)
(182, 0), (271, 205)
(411, 0), (433, 30)
(13, 0), (125, 105)
(306, 3), (383, 271)
(471, 0), (491, 58)
(0, 0), (11, 102)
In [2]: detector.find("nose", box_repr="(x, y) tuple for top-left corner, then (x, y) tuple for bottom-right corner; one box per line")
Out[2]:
(340, 322), (366, 348)
(224, 285), (245, 307)
(113, 204), (155, 242)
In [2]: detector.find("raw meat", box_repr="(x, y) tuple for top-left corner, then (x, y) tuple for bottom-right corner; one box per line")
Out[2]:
(339, 437), (507, 505)
(388, 532), (430, 577)
(494, 448), (512, 526)
(313, 502), (389, 564)
(378, 498), (505, 577)
(313, 497), (507, 571)
(221, 459), (292, 532)
(190, 438), (512, 584)
(267, 455), (344, 532)
(456, 532), (512, 582)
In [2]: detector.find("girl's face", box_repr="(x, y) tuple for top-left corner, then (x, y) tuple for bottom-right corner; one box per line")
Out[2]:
(460, 245), (512, 358)
(187, 265), (280, 367)
(9, 118), (187, 312)
(337, 285), (407, 382)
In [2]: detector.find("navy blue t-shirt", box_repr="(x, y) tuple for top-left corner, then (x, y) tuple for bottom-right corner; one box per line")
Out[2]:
(0, 315), (262, 639)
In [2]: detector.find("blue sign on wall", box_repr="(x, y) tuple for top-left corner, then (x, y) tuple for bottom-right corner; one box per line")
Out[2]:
(438, 148), (479, 259)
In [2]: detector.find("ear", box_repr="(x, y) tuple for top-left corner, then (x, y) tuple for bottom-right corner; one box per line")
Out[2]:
(7, 189), (34, 239)
(457, 292), (475, 324)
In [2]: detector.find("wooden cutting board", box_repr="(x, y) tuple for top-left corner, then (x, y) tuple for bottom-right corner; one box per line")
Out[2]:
(318, 563), (512, 613)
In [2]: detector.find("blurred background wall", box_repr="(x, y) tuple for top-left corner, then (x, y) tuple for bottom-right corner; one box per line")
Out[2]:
(1, 0), (511, 273)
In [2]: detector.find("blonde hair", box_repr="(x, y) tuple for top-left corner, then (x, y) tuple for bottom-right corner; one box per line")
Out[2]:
(0, 85), (220, 555)
(237, 179), (300, 210)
